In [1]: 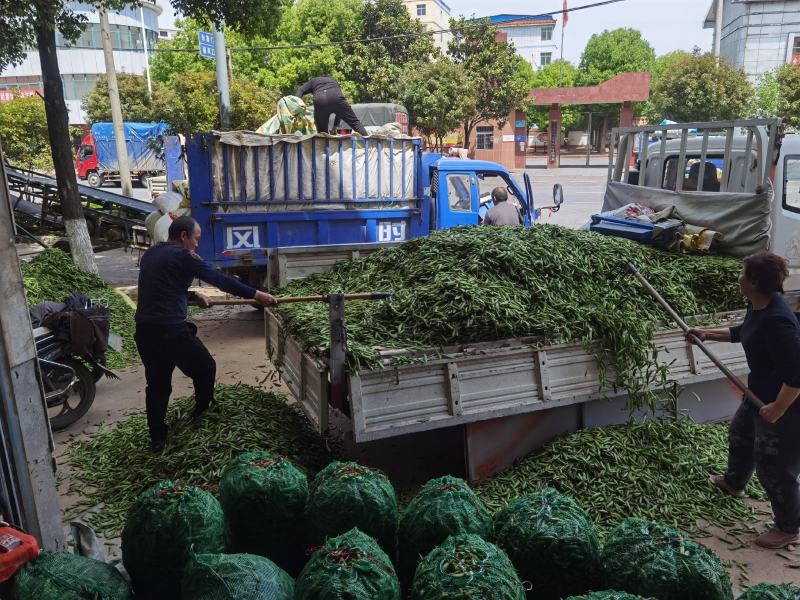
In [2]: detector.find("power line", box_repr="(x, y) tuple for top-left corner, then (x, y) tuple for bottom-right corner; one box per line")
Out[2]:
(152, 0), (627, 54)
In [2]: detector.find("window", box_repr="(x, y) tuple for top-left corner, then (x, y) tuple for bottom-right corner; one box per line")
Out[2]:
(476, 126), (494, 150)
(541, 26), (553, 41)
(416, 3), (426, 16)
(661, 156), (723, 192)
(447, 174), (472, 212)
(784, 157), (800, 212)
(540, 52), (552, 67)
(793, 36), (800, 65)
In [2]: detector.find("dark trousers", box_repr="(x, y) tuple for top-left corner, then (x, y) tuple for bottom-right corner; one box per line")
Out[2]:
(314, 92), (368, 136)
(134, 322), (216, 443)
(726, 401), (800, 533)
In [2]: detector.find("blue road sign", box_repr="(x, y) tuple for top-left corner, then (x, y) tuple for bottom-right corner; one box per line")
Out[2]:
(198, 31), (216, 59)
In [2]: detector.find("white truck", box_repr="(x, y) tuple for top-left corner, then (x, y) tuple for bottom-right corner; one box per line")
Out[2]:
(266, 118), (799, 481)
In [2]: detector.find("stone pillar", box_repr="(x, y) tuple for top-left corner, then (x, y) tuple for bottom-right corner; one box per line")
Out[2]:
(513, 109), (527, 169)
(547, 103), (562, 169)
(619, 101), (635, 167)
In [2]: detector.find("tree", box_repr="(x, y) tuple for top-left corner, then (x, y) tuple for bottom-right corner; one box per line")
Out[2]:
(150, 18), (274, 88)
(651, 51), (753, 122)
(526, 60), (582, 131)
(151, 71), (278, 133)
(343, 0), (438, 103)
(447, 17), (530, 149)
(0, 93), (53, 171)
(578, 28), (656, 86)
(81, 73), (156, 123)
(398, 58), (476, 148)
(776, 64), (800, 129)
(750, 70), (780, 119)
(638, 50), (692, 122)
(170, 0), (287, 37)
(260, 0), (362, 97)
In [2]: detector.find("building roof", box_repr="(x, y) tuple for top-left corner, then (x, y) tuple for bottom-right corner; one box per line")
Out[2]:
(407, 0), (451, 14)
(530, 72), (652, 106)
(484, 14), (556, 25)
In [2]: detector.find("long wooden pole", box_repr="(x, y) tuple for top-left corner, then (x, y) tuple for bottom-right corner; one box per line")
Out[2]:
(200, 292), (395, 306)
(626, 261), (764, 409)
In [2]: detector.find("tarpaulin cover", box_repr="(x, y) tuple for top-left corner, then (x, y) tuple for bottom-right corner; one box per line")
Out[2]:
(602, 181), (771, 257)
(210, 131), (419, 211)
(91, 122), (169, 172)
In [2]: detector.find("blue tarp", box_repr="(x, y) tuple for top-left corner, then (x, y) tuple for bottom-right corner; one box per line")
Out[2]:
(91, 122), (170, 172)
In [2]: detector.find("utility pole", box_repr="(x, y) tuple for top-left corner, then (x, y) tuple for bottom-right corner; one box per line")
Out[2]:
(99, 8), (133, 196)
(139, 5), (153, 98)
(213, 23), (231, 130)
(714, 0), (724, 64)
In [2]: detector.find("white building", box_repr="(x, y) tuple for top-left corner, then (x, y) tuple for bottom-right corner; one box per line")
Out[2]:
(703, 0), (800, 79)
(403, 0), (452, 50)
(485, 14), (560, 70)
(0, 1), (162, 124)
(158, 27), (178, 42)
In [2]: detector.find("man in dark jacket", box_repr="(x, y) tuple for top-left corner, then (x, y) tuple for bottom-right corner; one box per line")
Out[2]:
(295, 76), (369, 136)
(135, 216), (276, 452)
(483, 187), (522, 227)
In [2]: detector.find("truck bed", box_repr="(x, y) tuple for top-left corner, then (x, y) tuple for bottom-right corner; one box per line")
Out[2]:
(265, 310), (748, 442)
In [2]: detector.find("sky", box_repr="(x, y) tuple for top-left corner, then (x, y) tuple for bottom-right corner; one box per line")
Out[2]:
(157, 0), (715, 63)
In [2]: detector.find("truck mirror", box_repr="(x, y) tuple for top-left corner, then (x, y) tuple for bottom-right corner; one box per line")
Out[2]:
(553, 184), (564, 206)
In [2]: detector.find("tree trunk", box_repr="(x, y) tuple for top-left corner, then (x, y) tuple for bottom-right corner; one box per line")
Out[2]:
(462, 120), (474, 150)
(36, 7), (98, 274)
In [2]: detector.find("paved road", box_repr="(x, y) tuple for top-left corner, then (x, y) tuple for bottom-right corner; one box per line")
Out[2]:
(511, 166), (609, 229)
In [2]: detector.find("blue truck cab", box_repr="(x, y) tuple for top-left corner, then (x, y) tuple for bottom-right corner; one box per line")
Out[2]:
(186, 133), (546, 287)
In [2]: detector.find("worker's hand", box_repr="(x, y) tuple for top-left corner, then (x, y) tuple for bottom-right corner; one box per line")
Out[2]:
(194, 292), (213, 308)
(685, 328), (707, 343)
(760, 402), (787, 424)
(253, 290), (278, 307)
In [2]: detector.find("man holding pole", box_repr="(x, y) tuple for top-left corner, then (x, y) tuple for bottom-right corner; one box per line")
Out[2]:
(134, 216), (276, 453)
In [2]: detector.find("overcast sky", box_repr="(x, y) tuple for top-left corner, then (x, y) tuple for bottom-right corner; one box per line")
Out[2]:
(157, 0), (714, 63)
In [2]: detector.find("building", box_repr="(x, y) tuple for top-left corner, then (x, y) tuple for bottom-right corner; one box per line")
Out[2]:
(0, 0), (162, 124)
(158, 27), (178, 42)
(703, 0), (800, 79)
(485, 14), (560, 70)
(403, 0), (452, 50)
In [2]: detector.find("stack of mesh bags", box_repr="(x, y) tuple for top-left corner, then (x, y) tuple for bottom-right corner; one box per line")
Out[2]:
(180, 552), (294, 600)
(399, 475), (493, 588)
(601, 518), (733, 600)
(411, 533), (526, 600)
(295, 527), (401, 599)
(219, 451), (308, 574)
(494, 488), (601, 599)
(306, 461), (398, 560)
(13, 550), (131, 600)
(122, 480), (225, 599)
(737, 584), (800, 600)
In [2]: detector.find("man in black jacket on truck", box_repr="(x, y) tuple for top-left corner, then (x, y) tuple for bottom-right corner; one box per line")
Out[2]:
(295, 76), (369, 136)
(135, 216), (277, 453)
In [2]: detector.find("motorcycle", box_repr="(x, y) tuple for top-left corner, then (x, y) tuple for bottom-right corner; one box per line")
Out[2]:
(31, 297), (119, 431)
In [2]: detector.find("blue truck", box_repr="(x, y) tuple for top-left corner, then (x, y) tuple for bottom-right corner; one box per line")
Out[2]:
(185, 132), (560, 288)
(76, 122), (170, 188)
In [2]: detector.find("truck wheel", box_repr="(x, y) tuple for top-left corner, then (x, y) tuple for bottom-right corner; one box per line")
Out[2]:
(87, 171), (104, 188)
(139, 173), (151, 188)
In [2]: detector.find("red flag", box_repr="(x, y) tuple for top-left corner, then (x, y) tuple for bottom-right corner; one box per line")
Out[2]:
(563, 0), (569, 26)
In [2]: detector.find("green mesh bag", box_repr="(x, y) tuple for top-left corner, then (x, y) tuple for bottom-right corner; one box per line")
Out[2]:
(399, 475), (492, 587)
(565, 592), (654, 600)
(219, 451), (308, 574)
(295, 527), (401, 600)
(494, 488), (601, 599)
(13, 551), (131, 600)
(601, 518), (733, 600)
(411, 533), (526, 600)
(738, 584), (800, 600)
(121, 480), (225, 599)
(180, 552), (294, 600)
(306, 461), (398, 559)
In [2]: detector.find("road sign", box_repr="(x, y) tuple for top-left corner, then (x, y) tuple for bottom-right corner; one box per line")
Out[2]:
(198, 31), (215, 59)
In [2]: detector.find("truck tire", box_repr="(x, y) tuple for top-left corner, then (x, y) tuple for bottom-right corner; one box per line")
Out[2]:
(87, 171), (104, 188)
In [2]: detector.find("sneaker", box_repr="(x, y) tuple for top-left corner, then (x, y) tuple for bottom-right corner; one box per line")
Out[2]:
(755, 527), (800, 549)
(150, 438), (166, 454)
(709, 474), (745, 498)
